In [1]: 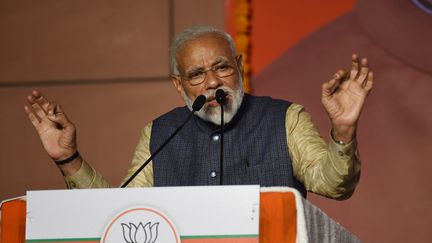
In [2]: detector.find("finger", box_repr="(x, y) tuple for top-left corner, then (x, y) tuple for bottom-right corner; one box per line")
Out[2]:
(55, 105), (73, 130)
(30, 90), (52, 113)
(28, 95), (47, 119)
(54, 103), (65, 115)
(331, 69), (348, 92)
(31, 90), (46, 101)
(334, 69), (348, 80)
(357, 57), (369, 85)
(46, 102), (57, 116)
(350, 54), (359, 81)
(47, 104), (73, 130)
(26, 95), (45, 120)
(322, 79), (337, 97)
(27, 91), (46, 118)
(33, 90), (51, 111)
(46, 103), (67, 127)
(364, 72), (374, 92)
(24, 105), (41, 127)
(322, 69), (347, 96)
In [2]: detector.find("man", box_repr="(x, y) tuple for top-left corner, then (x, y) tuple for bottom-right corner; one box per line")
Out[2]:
(24, 26), (373, 199)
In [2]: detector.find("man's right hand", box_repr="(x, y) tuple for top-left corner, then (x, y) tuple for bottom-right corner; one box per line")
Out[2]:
(24, 90), (82, 175)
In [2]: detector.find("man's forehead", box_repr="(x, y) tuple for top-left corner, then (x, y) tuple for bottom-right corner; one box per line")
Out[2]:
(177, 34), (233, 69)
(181, 35), (231, 56)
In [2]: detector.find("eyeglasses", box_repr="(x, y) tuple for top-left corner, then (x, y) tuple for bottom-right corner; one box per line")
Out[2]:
(177, 56), (240, 86)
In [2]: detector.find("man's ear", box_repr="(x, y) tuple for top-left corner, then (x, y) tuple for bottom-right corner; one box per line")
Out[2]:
(171, 75), (184, 96)
(237, 54), (244, 77)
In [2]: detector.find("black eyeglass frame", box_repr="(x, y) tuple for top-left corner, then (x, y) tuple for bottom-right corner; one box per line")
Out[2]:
(174, 55), (242, 86)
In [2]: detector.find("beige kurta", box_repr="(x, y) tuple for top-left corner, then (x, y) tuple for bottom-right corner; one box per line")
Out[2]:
(65, 103), (360, 200)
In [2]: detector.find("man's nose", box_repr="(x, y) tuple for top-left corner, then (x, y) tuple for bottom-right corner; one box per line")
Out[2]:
(204, 70), (223, 89)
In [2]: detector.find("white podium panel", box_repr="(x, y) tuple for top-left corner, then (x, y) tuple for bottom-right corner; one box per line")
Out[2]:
(26, 185), (260, 243)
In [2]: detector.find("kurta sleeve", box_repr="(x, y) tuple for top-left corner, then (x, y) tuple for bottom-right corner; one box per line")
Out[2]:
(286, 104), (361, 200)
(64, 123), (154, 188)
(64, 159), (111, 189)
(120, 122), (154, 187)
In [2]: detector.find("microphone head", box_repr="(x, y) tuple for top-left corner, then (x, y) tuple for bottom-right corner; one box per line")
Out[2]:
(192, 95), (206, 111)
(215, 89), (227, 104)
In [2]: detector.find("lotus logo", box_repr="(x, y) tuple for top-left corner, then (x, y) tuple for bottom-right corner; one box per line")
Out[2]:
(121, 222), (159, 243)
(101, 207), (180, 243)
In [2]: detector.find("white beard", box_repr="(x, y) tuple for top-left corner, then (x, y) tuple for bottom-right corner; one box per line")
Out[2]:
(181, 80), (244, 125)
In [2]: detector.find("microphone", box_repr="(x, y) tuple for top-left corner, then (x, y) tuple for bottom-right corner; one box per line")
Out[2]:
(121, 95), (206, 188)
(192, 95), (206, 111)
(215, 89), (226, 185)
(216, 89), (227, 105)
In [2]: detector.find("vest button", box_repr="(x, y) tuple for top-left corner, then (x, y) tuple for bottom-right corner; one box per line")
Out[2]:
(212, 134), (221, 142)
(210, 171), (217, 178)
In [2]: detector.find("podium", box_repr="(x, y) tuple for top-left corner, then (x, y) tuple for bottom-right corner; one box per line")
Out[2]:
(1, 186), (360, 243)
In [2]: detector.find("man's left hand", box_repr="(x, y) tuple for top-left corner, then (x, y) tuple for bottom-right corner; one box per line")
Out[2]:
(321, 54), (374, 143)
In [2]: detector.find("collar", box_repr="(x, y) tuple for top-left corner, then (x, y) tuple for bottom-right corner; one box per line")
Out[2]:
(192, 94), (250, 134)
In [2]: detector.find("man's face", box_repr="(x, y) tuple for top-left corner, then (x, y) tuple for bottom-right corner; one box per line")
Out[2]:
(171, 34), (244, 125)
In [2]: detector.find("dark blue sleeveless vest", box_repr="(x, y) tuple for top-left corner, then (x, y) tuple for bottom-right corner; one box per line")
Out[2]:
(150, 94), (307, 197)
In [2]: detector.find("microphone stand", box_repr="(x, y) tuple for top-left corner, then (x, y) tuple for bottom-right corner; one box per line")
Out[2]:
(121, 95), (206, 188)
(216, 89), (226, 185)
(220, 104), (224, 185)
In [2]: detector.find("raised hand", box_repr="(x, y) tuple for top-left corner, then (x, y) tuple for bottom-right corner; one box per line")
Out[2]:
(24, 90), (77, 162)
(321, 54), (374, 143)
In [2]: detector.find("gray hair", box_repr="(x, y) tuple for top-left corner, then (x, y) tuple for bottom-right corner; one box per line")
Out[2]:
(169, 25), (237, 75)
